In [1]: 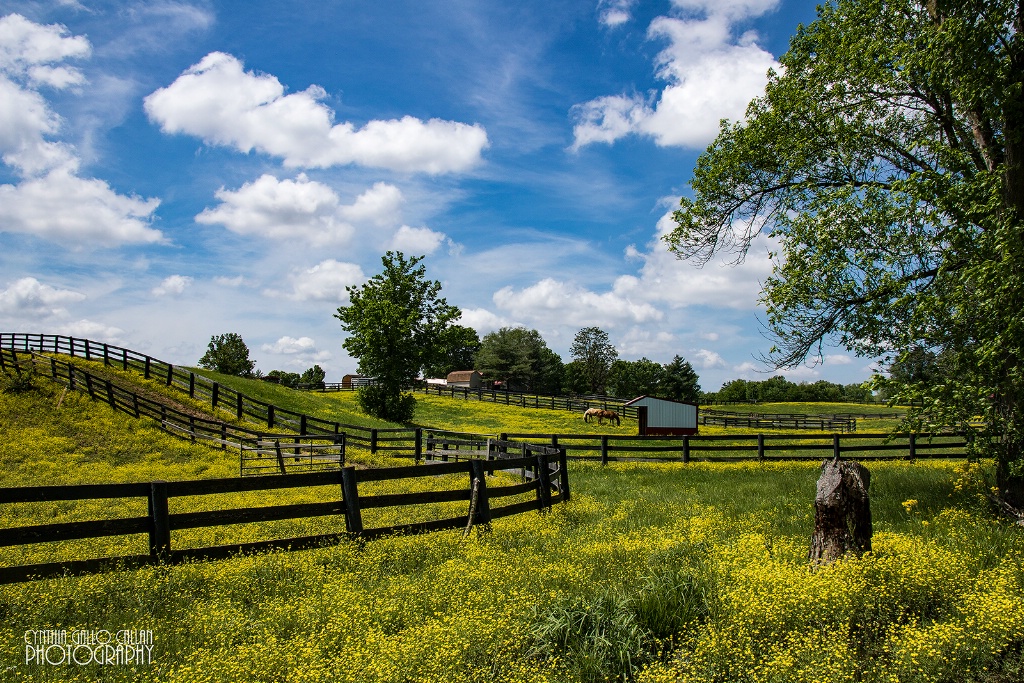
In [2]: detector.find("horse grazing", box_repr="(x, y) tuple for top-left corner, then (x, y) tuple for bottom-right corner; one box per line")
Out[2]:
(584, 408), (620, 426)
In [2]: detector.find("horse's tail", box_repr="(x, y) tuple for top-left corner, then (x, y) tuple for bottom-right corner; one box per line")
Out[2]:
(584, 412), (591, 423)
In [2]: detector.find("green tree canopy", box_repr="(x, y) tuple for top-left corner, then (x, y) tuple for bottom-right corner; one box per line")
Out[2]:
(335, 252), (461, 421)
(300, 365), (326, 387)
(569, 327), (618, 394)
(422, 325), (481, 379)
(475, 327), (563, 394)
(666, 0), (1024, 503)
(660, 356), (701, 404)
(198, 333), (256, 377)
(607, 358), (665, 399)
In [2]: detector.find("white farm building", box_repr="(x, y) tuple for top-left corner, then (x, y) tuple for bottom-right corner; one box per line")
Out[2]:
(624, 395), (699, 436)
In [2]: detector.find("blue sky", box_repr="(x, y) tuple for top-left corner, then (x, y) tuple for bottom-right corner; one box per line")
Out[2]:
(0, 0), (875, 391)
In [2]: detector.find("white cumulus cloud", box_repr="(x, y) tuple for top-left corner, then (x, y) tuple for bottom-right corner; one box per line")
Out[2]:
(152, 274), (193, 297)
(390, 225), (447, 255)
(0, 168), (163, 245)
(572, 1), (778, 150)
(196, 174), (402, 245)
(273, 259), (366, 302)
(598, 0), (637, 27)
(612, 209), (772, 310)
(493, 277), (662, 328)
(0, 276), (85, 317)
(144, 52), (489, 174)
(262, 336), (316, 354)
(695, 348), (726, 368)
(0, 14), (163, 246)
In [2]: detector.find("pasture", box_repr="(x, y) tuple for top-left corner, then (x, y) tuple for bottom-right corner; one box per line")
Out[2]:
(0, 368), (1022, 682)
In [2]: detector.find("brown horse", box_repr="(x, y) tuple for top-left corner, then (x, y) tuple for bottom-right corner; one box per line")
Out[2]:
(584, 408), (620, 426)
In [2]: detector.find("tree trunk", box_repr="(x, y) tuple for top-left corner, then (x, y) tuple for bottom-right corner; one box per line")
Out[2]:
(809, 458), (872, 563)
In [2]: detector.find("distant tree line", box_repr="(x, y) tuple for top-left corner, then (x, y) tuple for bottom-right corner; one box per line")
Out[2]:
(706, 376), (873, 405)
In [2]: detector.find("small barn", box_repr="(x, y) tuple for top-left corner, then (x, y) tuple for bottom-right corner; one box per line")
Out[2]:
(341, 374), (374, 389)
(625, 395), (699, 436)
(446, 370), (482, 389)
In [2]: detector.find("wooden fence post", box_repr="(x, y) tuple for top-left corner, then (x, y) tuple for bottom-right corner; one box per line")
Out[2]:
(908, 433), (917, 460)
(166, 363), (173, 386)
(274, 440), (285, 473)
(121, 348), (128, 371)
(341, 467), (363, 535)
(833, 433), (841, 460)
(267, 405), (275, 429)
(144, 356), (151, 379)
(148, 481), (171, 564)
(103, 343), (110, 366)
(757, 433), (765, 462)
(85, 373), (95, 399)
(211, 382), (219, 409)
(299, 414), (307, 435)
(370, 429), (378, 454)
(67, 364), (76, 391)
(414, 428), (423, 464)
(188, 372), (195, 398)
(536, 452), (552, 510)
(682, 435), (690, 464)
(558, 448), (570, 501)
(236, 392), (243, 420)
(469, 459), (491, 527)
(600, 435), (609, 466)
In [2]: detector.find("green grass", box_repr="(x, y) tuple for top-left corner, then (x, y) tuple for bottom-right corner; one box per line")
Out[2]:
(1, 368), (1022, 683)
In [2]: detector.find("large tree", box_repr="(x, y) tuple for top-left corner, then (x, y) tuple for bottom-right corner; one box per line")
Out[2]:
(666, 0), (1024, 503)
(475, 327), (563, 394)
(335, 252), (461, 421)
(607, 358), (665, 399)
(660, 355), (701, 404)
(569, 327), (618, 394)
(421, 324), (481, 379)
(198, 333), (256, 377)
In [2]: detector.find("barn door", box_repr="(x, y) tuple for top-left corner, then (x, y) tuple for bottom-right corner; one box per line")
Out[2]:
(637, 405), (648, 436)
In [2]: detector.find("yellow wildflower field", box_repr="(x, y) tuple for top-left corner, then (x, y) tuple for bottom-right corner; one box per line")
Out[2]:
(1, 371), (1021, 682)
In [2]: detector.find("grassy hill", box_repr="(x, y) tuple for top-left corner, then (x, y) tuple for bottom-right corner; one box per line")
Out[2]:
(1, 367), (1022, 683)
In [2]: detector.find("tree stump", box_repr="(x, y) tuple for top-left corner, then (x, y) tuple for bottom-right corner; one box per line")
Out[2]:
(809, 458), (872, 563)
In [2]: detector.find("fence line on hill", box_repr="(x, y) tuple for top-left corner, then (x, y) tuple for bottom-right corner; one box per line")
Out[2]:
(0, 333), (977, 468)
(0, 443), (569, 584)
(0, 333), (420, 460)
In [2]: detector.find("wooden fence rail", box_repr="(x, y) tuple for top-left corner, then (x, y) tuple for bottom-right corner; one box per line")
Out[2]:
(0, 333), (419, 458)
(417, 383), (640, 420)
(0, 446), (569, 584)
(1, 346), (349, 476)
(0, 334), (977, 467)
(499, 431), (974, 464)
(699, 411), (857, 432)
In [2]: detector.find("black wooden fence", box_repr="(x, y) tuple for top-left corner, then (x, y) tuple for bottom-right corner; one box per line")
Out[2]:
(0, 445), (569, 584)
(418, 383), (640, 419)
(1, 344), (349, 475)
(500, 431), (974, 464)
(699, 409), (858, 432)
(0, 333), (976, 467)
(0, 333), (419, 459)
